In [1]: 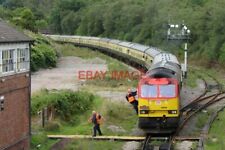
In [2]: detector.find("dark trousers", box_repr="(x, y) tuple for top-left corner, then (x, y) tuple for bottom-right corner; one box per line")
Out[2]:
(131, 100), (138, 114)
(93, 124), (102, 136)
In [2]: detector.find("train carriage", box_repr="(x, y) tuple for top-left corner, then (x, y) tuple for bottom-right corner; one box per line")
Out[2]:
(46, 35), (183, 134)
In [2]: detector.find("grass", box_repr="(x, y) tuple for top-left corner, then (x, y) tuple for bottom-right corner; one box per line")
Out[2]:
(55, 43), (139, 91)
(174, 141), (198, 150)
(46, 96), (137, 136)
(31, 90), (138, 149)
(64, 139), (124, 150)
(45, 96), (103, 135)
(187, 65), (225, 89)
(56, 44), (102, 59)
(184, 67), (200, 87)
(195, 111), (209, 129)
(31, 131), (59, 150)
(205, 109), (225, 150)
(191, 142), (198, 150)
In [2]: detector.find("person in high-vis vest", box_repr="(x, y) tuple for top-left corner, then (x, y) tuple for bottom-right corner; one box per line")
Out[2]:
(126, 88), (138, 114)
(88, 111), (103, 137)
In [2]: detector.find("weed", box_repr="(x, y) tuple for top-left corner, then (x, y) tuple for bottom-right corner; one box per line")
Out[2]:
(31, 132), (58, 150)
(205, 110), (225, 150)
(65, 139), (124, 150)
(31, 89), (94, 122)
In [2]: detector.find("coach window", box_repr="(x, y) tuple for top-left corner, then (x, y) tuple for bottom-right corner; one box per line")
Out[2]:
(17, 48), (29, 71)
(2, 49), (14, 73)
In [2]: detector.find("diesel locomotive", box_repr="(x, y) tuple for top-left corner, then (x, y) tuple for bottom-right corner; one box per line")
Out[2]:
(138, 53), (182, 134)
(46, 35), (183, 134)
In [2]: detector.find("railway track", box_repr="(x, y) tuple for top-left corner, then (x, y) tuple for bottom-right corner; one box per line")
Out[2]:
(142, 135), (152, 150)
(180, 77), (208, 112)
(177, 92), (225, 135)
(141, 75), (225, 150)
(142, 134), (173, 150)
(178, 74), (225, 135)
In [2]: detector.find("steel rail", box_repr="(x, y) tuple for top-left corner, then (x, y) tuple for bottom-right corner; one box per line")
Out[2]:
(142, 135), (152, 150)
(176, 94), (225, 135)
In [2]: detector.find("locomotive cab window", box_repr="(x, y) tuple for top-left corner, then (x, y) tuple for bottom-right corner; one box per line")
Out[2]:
(139, 78), (177, 99)
(141, 84), (157, 98)
(159, 84), (176, 98)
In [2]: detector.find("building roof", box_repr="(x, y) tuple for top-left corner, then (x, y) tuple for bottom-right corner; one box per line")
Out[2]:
(0, 20), (33, 43)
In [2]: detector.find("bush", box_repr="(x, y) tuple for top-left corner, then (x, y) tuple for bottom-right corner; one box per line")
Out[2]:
(30, 33), (57, 71)
(31, 132), (48, 148)
(31, 90), (94, 121)
(44, 121), (61, 131)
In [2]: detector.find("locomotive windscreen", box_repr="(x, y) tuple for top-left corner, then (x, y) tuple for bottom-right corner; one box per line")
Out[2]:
(159, 84), (176, 97)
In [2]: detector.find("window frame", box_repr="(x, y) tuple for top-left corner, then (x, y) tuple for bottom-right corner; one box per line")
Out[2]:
(138, 78), (178, 99)
(0, 43), (30, 76)
(17, 48), (29, 72)
(158, 84), (176, 98)
(140, 84), (158, 98)
(2, 49), (15, 74)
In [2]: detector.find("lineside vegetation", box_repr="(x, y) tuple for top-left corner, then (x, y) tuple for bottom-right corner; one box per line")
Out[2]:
(31, 89), (137, 149)
(1, 0), (225, 67)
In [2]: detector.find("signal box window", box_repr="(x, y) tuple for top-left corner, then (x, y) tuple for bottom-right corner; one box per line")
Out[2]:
(2, 50), (14, 73)
(17, 48), (29, 71)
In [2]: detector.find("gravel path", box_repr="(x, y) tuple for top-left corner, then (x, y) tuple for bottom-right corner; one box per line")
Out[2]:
(31, 56), (107, 94)
(180, 79), (206, 107)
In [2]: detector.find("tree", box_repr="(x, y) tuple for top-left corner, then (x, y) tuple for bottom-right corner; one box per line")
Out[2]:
(11, 8), (36, 31)
(35, 19), (48, 32)
(50, 0), (85, 33)
(61, 11), (80, 34)
(2, 0), (24, 9)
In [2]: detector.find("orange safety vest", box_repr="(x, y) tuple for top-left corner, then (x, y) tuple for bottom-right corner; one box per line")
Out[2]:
(128, 96), (135, 103)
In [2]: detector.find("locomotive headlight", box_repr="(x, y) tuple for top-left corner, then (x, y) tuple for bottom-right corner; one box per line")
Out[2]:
(140, 110), (149, 114)
(139, 105), (149, 114)
(168, 110), (177, 114)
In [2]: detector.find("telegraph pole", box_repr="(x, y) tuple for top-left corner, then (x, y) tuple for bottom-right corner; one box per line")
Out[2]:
(167, 23), (190, 78)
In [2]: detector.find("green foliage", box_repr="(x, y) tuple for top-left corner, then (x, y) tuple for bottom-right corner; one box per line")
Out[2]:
(44, 121), (61, 131)
(31, 90), (94, 122)
(205, 109), (225, 150)
(32, 43), (57, 69)
(1, 0), (225, 67)
(31, 132), (48, 148)
(0, 6), (12, 19)
(61, 11), (81, 34)
(11, 8), (36, 31)
(28, 33), (57, 71)
(2, 0), (23, 9)
(65, 140), (124, 150)
(196, 112), (209, 128)
(35, 19), (48, 32)
(50, 0), (225, 67)
(31, 132), (57, 150)
(50, 0), (85, 34)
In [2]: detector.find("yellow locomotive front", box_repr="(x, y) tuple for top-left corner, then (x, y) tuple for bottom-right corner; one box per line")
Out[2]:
(138, 77), (180, 134)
